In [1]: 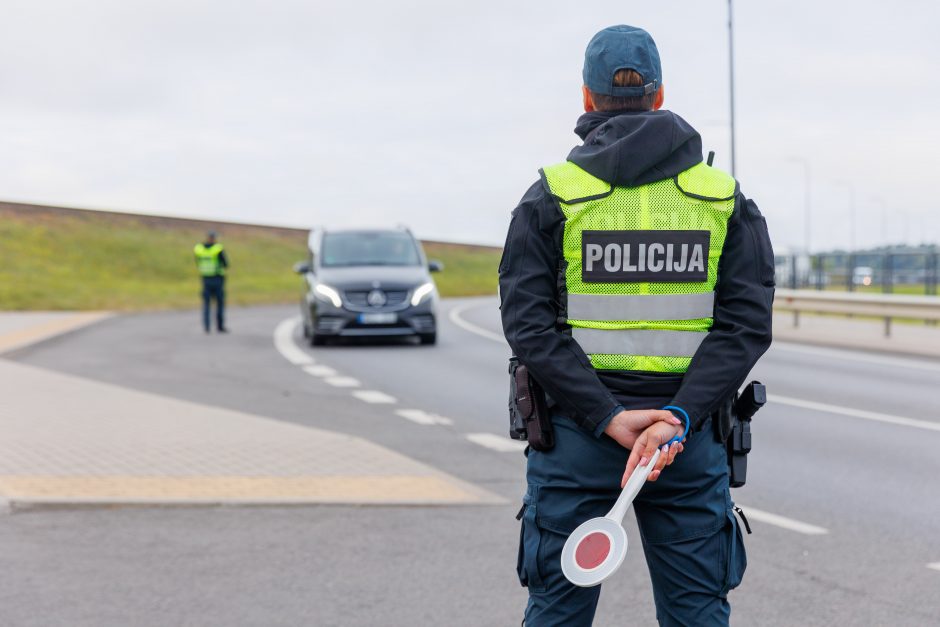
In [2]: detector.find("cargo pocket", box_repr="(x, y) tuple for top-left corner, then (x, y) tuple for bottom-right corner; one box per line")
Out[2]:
(515, 488), (546, 593)
(719, 507), (748, 595)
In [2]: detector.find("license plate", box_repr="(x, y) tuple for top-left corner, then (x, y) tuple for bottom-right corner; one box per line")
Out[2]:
(358, 313), (397, 324)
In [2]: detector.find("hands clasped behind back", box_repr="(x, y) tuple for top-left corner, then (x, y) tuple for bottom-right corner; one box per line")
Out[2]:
(603, 409), (685, 486)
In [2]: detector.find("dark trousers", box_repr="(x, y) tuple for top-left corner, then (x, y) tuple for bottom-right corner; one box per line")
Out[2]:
(518, 415), (746, 626)
(201, 276), (225, 331)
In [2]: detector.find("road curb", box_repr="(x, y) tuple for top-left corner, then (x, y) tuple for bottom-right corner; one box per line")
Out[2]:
(0, 312), (114, 356)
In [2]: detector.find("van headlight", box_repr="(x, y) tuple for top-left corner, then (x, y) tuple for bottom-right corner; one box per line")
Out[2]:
(314, 283), (343, 308)
(411, 282), (435, 306)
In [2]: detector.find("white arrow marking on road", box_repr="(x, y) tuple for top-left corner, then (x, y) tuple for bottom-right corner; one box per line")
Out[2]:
(465, 433), (527, 453)
(352, 390), (397, 404)
(448, 303), (507, 344)
(303, 365), (337, 377)
(927, 563), (940, 572)
(273, 317), (315, 365)
(325, 376), (361, 388)
(735, 505), (828, 535)
(396, 409), (454, 426)
(769, 394), (940, 433)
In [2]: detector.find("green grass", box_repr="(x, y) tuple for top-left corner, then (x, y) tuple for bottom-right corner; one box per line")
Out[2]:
(0, 204), (500, 311)
(821, 284), (936, 296)
(422, 241), (501, 298)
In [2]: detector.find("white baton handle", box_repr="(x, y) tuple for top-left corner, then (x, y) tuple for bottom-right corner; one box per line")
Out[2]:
(606, 447), (661, 523)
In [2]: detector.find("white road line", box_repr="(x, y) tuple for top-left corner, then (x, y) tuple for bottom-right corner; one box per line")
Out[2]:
(452, 302), (940, 436)
(273, 317), (315, 365)
(927, 562), (940, 572)
(303, 365), (337, 377)
(352, 390), (397, 404)
(770, 394), (940, 433)
(773, 341), (940, 374)
(736, 505), (828, 536)
(396, 409), (454, 426)
(324, 376), (361, 388)
(465, 433), (527, 453)
(448, 303), (506, 344)
(277, 310), (830, 536)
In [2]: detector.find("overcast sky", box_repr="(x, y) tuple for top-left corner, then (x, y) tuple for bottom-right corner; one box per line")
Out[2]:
(1, 0), (937, 249)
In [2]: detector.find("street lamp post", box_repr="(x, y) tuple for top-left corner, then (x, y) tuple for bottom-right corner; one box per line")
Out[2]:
(835, 181), (857, 291)
(871, 196), (891, 293)
(848, 184), (856, 252)
(787, 157), (812, 254)
(727, 0), (737, 177)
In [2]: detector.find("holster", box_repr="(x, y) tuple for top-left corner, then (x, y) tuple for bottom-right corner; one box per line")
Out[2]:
(727, 412), (752, 488)
(508, 357), (554, 451)
(716, 381), (765, 489)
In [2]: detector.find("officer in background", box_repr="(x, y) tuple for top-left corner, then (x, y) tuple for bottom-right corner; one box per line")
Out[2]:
(193, 230), (229, 334)
(499, 25), (774, 626)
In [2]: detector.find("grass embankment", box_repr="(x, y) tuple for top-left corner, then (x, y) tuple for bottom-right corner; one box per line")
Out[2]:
(422, 241), (502, 298)
(824, 284), (936, 296)
(0, 202), (500, 311)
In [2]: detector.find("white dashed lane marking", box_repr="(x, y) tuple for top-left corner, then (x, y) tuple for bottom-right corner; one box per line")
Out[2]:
(325, 376), (361, 388)
(465, 433), (527, 453)
(303, 365), (337, 377)
(928, 563), (940, 572)
(396, 409), (454, 426)
(275, 314), (833, 539)
(352, 390), (398, 404)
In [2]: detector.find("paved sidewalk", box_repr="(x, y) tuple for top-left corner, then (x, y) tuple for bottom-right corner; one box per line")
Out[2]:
(0, 311), (112, 354)
(0, 359), (502, 508)
(773, 313), (940, 359)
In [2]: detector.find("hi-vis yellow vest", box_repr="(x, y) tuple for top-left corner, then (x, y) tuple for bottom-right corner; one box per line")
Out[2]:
(194, 243), (225, 277)
(540, 161), (736, 373)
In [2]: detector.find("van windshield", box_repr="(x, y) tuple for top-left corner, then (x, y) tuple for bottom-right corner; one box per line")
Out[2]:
(321, 232), (422, 267)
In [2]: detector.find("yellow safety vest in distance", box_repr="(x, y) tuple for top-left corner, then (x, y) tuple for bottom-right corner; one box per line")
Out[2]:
(540, 161), (736, 374)
(194, 243), (225, 277)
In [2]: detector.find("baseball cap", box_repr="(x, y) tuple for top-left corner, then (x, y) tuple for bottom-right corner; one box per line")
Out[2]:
(583, 25), (662, 97)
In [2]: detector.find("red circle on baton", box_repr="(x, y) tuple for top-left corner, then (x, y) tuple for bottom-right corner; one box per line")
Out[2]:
(574, 532), (611, 570)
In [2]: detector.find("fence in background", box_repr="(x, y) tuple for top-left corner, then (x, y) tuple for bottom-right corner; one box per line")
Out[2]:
(774, 289), (940, 337)
(775, 250), (939, 296)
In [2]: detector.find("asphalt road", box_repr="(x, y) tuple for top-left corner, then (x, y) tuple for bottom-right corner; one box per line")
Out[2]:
(2, 298), (939, 626)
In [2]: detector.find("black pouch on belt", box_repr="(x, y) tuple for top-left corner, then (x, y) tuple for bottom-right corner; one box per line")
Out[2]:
(724, 381), (766, 488)
(507, 357), (554, 451)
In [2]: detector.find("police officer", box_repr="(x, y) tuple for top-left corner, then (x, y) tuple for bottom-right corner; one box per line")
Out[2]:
(499, 25), (774, 626)
(193, 230), (229, 333)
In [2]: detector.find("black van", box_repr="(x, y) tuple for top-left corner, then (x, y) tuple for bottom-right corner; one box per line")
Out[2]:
(293, 227), (442, 346)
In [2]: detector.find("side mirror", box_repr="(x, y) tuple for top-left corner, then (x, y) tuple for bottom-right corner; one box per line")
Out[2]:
(428, 260), (444, 273)
(293, 261), (311, 274)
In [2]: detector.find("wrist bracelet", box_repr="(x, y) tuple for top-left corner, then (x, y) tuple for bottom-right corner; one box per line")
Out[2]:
(661, 405), (690, 447)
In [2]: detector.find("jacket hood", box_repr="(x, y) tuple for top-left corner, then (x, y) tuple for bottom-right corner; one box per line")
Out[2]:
(568, 110), (703, 187)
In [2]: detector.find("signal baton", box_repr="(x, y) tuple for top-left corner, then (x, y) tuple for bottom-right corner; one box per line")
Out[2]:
(560, 407), (688, 587)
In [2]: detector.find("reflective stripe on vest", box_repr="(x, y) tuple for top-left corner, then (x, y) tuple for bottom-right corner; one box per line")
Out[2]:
(572, 327), (708, 358)
(567, 292), (715, 322)
(541, 160), (736, 374)
(194, 243), (224, 277)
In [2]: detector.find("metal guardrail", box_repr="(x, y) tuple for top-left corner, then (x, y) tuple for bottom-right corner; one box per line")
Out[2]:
(774, 289), (940, 337)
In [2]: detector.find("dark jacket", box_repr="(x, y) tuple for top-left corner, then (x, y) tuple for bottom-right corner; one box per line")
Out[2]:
(499, 110), (774, 435)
